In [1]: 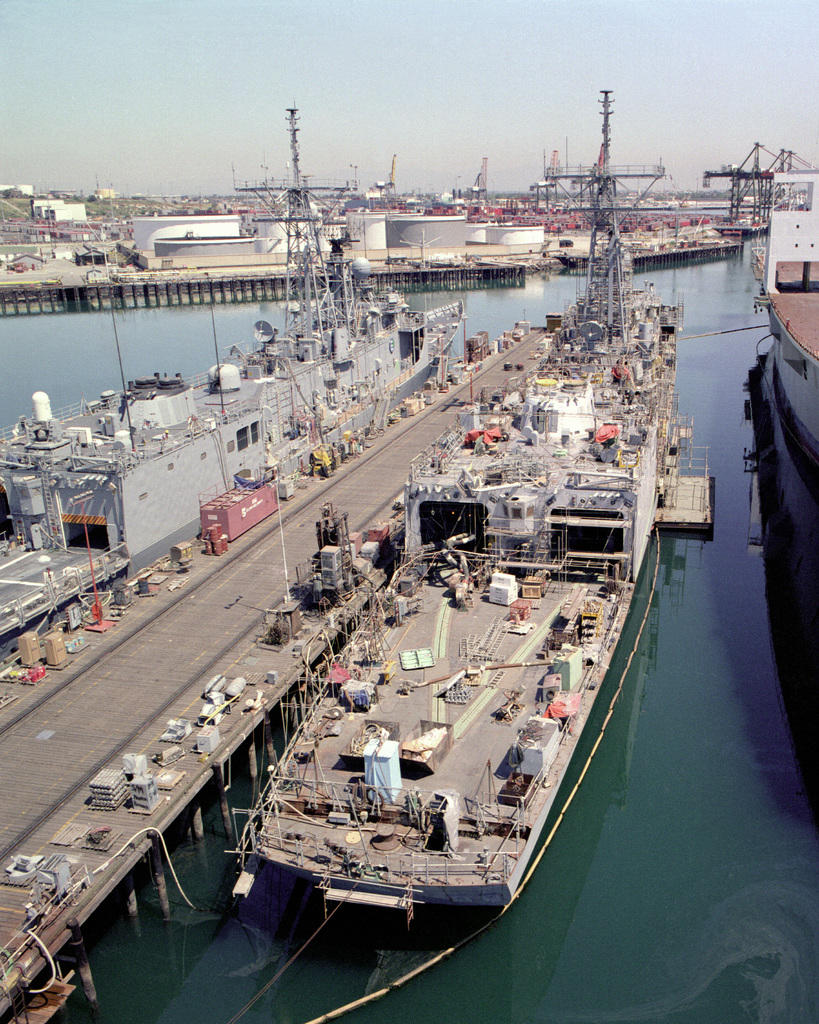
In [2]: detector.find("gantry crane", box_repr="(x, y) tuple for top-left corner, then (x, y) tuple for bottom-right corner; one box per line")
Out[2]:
(703, 143), (810, 223)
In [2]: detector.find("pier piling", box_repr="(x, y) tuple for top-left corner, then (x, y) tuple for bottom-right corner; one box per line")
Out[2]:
(212, 762), (235, 846)
(191, 799), (204, 842)
(67, 918), (99, 1014)
(248, 736), (258, 785)
(263, 707), (275, 766)
(121, 870), (138, 919)
(149, 833), (171, 922)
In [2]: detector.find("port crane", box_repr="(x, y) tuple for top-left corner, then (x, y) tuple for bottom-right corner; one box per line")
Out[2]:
(470, 157), (488, 205)
(703, 144), (812, 223)
(530, 150), (560, 211)
(372, 155), (397, 206)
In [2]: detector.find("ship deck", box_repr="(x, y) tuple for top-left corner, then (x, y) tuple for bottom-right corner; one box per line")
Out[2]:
(253, 568), (630, 905)
(770, 290), (819, 361)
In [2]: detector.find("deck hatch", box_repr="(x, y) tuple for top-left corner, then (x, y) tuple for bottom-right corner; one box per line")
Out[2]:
(400, 648), (435, 670)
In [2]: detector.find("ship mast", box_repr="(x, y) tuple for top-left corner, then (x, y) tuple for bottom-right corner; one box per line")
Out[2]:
(550, 90), (665, 349)
(236, 108), (354, 345)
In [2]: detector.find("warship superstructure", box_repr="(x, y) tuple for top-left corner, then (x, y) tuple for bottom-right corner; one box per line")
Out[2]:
(240, 94), (682, 910)
(0, 110), (462, 651)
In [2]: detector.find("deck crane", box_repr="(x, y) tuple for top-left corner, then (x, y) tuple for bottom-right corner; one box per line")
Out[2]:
(703, 143), (812, 223)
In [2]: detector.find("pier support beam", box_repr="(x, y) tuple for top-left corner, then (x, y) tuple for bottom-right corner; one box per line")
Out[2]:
(67, 917), (99, 1014)
(248, 737), (258, 785)
(212, 762), (235, 846)
(263, 707), (276, 766)
(191, 798), (204, 842)
(150, 832), (171, 922)
(121, 869), (138, 919)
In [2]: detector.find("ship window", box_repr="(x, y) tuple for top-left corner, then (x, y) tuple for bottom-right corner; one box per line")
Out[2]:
(237, 426), (249, 451)
(139, 492), (148, 501)
(251, 420), (260, 444)
(200, 452), (207, 460)
(227, 440), (235, 453)
(167, 463), (174, 471)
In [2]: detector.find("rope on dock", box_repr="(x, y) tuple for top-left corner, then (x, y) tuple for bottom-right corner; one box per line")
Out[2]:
(277, 533), (664, 1024)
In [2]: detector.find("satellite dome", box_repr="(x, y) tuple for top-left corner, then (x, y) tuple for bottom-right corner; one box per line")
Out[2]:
(351, 257), (372, 280)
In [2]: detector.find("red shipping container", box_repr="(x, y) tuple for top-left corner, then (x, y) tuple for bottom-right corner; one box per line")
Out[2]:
(199, 485), (278, 543)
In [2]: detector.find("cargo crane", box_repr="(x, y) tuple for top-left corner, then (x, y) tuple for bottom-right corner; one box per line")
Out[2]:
(530, 150), (560, 211)
(703, 143), (811, 224)
(470, 157), (488, 206)
(373, 155), (397, 207)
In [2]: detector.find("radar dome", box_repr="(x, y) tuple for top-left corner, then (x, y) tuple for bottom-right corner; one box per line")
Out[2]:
(208, 364), (241, 392)
(32, 391), (52, 422)
(351, 257), (372, 280)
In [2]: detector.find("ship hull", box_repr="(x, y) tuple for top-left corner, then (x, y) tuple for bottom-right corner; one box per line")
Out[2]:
(767, 302), (819, 469)
(748, 353), (819, 818)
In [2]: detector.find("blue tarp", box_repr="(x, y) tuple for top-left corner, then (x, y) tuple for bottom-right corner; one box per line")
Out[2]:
(233, 475), (263, 490)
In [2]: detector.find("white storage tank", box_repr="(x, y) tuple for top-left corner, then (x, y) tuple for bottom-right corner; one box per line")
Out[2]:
(386, 214), (467, 249)
(132, 214), (241, 252)
(346, 212), (387, 250)
(484, 224), (545, 249)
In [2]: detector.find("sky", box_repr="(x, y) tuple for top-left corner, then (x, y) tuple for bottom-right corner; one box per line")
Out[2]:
(2, 0), (818, 198)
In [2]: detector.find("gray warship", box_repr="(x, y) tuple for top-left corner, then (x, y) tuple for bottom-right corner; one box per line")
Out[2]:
(239, 93), (683, 910)
(0, 110), (463, 653)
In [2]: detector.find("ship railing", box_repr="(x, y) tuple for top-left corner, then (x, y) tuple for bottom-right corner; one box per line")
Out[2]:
(0, 393), (115, 442)
(258, 820), (517, 886)
(409, 422), (466, 479)
(0, 545), (129, 637)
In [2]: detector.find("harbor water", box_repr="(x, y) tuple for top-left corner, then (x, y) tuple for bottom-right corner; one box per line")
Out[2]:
(3, 252), (819, 1023)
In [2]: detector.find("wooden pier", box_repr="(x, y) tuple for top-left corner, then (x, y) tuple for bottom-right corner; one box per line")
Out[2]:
(0, 331), (545, 1022)
(0, 262), (525, 316)
(557, 240), (742, 274)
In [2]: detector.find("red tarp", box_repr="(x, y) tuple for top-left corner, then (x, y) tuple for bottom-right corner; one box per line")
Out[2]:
(464, 427), (503, 447)
(545, 693), (582, 719)
(595, 423), (620, 444)
(328, 663), (352, 686)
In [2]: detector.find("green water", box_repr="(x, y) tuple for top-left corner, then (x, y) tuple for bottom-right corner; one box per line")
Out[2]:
(6, 253), (819, 1023)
